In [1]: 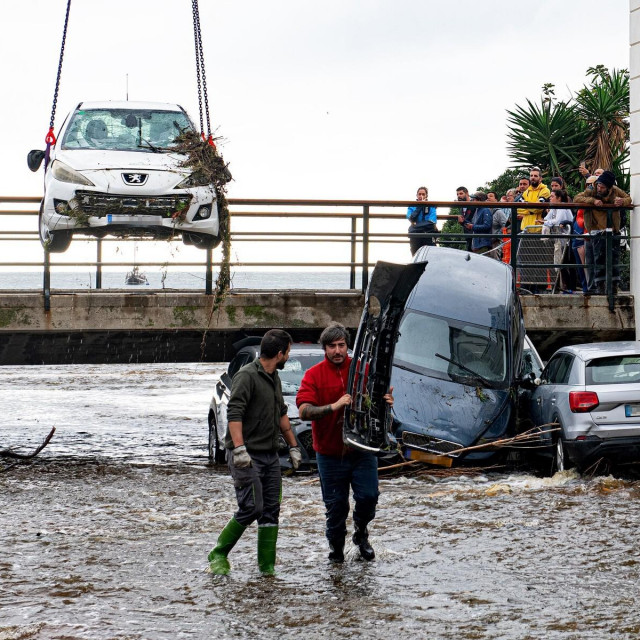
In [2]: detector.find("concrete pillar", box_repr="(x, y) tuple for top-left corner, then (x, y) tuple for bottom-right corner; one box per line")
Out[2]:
(632, 1), (640, 338)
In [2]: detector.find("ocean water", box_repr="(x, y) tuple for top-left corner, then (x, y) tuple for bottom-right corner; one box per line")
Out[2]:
(0, 268), (363, 291)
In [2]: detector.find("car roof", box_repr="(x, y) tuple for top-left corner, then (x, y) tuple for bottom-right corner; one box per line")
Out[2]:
(407, 246), (514, 328)
(238, 342), (326, 357)
(76, 101), (184, 111)
(555, 341), (640, 360)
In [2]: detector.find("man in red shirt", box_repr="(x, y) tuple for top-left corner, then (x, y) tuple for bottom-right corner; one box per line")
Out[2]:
(296, 322), (393, 563)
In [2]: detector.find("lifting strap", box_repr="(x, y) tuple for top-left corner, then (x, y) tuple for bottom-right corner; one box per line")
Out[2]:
(44, 0), (72, 169)
(191, 0), (215, 147)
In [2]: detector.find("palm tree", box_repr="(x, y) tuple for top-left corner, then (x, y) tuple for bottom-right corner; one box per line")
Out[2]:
(574, 66), (629, 176)
(506, 96), (587, 184)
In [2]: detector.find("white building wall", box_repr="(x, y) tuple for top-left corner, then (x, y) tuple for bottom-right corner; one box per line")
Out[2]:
(631, 1), (640, 337)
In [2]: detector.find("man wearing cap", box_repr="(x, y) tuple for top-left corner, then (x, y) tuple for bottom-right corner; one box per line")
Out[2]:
(462, 191), (493, 254)
(574, 171), (631, 293)
(517, 168), (550, 233)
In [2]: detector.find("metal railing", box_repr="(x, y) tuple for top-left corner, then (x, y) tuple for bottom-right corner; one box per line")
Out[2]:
(0, 197), (631, 311)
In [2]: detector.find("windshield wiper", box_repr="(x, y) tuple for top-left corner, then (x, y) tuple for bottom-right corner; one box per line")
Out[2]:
(137, 138), (161, 153)
(435, 352), (495, 388)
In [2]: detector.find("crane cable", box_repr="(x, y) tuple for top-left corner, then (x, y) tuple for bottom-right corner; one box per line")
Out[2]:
(44, 0), (72, 169)
(191, 0), (215, 148)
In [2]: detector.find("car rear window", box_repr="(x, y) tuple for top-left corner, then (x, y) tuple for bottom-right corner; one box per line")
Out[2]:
(585, 355), (640, 384)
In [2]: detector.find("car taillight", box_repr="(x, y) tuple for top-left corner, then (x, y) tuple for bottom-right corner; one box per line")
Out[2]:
(569, 391), (599, 413)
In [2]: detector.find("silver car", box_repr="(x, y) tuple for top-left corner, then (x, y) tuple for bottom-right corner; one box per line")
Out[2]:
(531, 341), (640, 472)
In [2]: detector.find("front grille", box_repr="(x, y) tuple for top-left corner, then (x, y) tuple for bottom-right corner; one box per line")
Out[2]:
(74, 191), (192, 218)
(401, 431), (464, 457)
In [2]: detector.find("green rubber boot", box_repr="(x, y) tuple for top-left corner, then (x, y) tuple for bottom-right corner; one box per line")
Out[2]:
(257, 525), (279, 576)
(208, 517), (246, 575)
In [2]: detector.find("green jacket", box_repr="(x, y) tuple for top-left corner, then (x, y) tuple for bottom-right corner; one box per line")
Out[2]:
(224, 358), (287, 452)
(574, 185), (631, 232)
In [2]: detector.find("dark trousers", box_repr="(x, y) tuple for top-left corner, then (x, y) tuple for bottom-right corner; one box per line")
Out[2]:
(584, 239), (595, 290)
(591, 233), (620, 285)
(408, 224), (437, 256)
(316, 450), (379, 542)
(228, 450), (282, 527)
(572, 244), (588, 294)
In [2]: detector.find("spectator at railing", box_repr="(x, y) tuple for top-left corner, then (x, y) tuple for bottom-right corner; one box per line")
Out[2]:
(491, 190), (513, 260)
(456, 186), (474, 251)
(517, 167), (551, 233)
(574, 171), (632, 295)
(542, 189), (574, 291)
(550, 176), (565, 192)
(571, 207), (589, 295)
(462, 191), (493, 254)
(406, 186), (438, 256)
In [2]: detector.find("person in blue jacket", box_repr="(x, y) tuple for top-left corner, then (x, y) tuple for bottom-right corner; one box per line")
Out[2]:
(406, 186), (438, 255)
(463, 191), (493, 254)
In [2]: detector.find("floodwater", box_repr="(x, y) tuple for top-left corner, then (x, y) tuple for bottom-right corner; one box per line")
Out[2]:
(2, 364), (640, 639)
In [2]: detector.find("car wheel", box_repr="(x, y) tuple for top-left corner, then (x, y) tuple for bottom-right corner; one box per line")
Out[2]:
(182, 231), (220, 250)
(208, 409), (227, 464)
(551, 419), (572, 474)
(39, 202), (72, 253)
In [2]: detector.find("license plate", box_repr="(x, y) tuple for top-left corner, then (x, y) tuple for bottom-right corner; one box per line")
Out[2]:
(625, 404), (640, 417)
(107, 214), (161, 225)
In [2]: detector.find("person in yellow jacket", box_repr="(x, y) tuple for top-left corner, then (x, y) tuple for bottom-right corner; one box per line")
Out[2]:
(517, 167), (551, 232)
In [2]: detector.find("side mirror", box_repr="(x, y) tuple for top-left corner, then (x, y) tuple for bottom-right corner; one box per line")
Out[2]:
(27, 149), (45, 172)
(516, 371), (538, 389)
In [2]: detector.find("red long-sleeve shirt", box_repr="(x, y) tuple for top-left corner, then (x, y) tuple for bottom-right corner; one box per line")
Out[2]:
(296, 356), (351, 456)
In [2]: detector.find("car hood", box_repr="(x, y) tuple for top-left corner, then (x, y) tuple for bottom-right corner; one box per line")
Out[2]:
(391, 366), (511, 449)
(53, 149), (184, 172)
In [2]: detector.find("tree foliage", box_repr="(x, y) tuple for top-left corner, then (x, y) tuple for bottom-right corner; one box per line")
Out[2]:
(505, 66), (629, 193)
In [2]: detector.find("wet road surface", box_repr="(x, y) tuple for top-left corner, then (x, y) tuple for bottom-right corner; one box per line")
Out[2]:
(1, 364), (640, 639)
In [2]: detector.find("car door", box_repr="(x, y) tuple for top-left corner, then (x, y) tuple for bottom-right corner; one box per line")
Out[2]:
(533, 353), (574, 426)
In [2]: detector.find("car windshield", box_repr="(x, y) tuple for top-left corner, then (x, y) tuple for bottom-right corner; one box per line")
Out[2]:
(394, 310), (509, 387)
(586, 355), (640, 385)
(280, 353), (324, 395)
(61, 108), (193, 151)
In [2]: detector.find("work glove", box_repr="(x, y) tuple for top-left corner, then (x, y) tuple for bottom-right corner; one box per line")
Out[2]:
(232, 445), (252, 469)
(289, 446), (302, 471)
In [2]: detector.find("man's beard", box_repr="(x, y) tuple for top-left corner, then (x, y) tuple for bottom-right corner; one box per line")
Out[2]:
(276, 360), (286, 370)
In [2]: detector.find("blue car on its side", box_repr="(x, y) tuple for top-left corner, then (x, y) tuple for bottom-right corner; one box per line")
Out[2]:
(344, 246), (542, 467)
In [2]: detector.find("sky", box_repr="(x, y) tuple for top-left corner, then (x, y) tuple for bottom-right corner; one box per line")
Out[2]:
(0, 0), (631, 268)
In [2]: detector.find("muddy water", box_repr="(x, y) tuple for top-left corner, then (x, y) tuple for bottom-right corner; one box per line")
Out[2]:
(2, 364), (640, 639)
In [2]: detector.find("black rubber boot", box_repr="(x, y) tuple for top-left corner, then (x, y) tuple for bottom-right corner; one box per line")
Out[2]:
(352, 524), (375, 561)
(328, 537), (345, 563)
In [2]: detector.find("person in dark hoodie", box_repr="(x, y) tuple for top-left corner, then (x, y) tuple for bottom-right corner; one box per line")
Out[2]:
(574, 170), (632, 294)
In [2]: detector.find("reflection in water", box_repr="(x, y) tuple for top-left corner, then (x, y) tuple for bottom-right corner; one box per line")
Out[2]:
(2, 364), (640, 638)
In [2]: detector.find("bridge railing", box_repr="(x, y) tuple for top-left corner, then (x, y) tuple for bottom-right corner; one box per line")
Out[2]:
(0, 197), (630, 311)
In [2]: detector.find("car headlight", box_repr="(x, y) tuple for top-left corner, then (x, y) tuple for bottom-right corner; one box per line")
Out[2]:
(51, 160), (95, 186)
(175, 172), (211, 188)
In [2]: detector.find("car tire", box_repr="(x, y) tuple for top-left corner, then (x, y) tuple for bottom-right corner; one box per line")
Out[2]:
(182, 231), (220, 250)
(208, 409), (227, 464)
(39, 202), (72, 253)
(551, 419), (572, 474)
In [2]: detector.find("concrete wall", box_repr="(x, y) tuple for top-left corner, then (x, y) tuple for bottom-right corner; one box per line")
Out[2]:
(631, 0), (640, 337)
(0, 290), (634, 364)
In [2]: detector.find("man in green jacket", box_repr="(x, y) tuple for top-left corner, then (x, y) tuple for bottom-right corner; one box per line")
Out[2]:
(208, 329), (302, 576)
(574, 170), (632, 293)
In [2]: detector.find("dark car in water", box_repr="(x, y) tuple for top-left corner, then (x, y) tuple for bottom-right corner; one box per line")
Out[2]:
(344, 246), (542, 467)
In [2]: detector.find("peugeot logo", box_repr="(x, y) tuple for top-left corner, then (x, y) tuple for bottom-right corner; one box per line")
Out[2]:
(122, 173), (148, 186)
